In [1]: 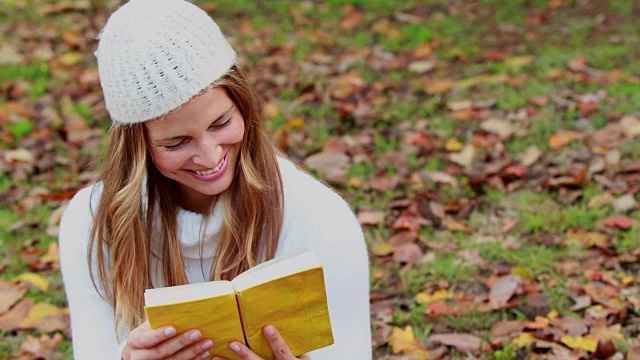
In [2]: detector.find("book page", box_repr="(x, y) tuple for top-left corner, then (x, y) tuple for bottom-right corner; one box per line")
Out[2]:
(231, 251), (321, 292)
(144, 280), (234, 306)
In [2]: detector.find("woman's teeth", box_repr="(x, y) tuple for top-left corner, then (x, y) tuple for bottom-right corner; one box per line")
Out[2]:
(193, 157), (225, 175)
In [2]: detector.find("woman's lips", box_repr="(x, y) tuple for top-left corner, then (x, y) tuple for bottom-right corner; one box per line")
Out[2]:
(188, 153), (229, 181)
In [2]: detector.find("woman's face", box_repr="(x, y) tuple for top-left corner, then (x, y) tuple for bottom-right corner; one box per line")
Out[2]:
(144, 87), (245, 212)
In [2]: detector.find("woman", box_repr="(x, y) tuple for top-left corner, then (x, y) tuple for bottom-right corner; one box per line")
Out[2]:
(58, 0), (372, 359)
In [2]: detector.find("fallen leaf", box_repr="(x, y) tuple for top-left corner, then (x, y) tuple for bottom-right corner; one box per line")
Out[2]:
(304, 151), (350, 181)
(504, 55), (535, 68)
(4, 148), (35, 164)
(424, 78), (455, 95)
(599, 216), (636, 230)
(392, 243), (422, 266)
(415, 289), (462, 305)
(593, 339), (617, 359)
(491, 320), (525, 338)
(427, 333), (482, 353)
(489, 275), (522, 309)
(620, 115), (640, 137)
(613, 194), (637, 212)
(449, 145), (475, 167)
(408, 60), (436, 74)
(357, 207), (385, 226)
(20, 333), (64, 359)
(560, 335), (597, 353)
(442, 218), (472, 233)
(40, 242), (60, 268)
(481, 118), (513, 139)
(549, 130), (585, 149)
(511, 332), (535, 348)
(588, 192), (614, 209)
(339, 5), (363, 30)
(15, 273), (49, 292)
(370, 240), (395, 256)
(518, 146), (542, 167)
(19, 302), (70, 333)
(372, 323), (392, 346)
(0, 298), (34, 331)
(388, 326), (420, 354)
(0, 281), (27, 314)
(564, 231), (609, 249)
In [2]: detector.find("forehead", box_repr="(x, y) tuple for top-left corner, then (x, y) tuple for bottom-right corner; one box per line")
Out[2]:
(144, 87), (233, 137)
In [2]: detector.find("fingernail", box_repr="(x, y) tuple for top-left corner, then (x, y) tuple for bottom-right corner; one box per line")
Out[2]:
(264, 325), (275, 336)
(230, 342), (241, 353)
(164, 327), (176, 336)
(190, 330), (202, 341)
(201, 340), (213, 350)
(200, 351), (210, 359)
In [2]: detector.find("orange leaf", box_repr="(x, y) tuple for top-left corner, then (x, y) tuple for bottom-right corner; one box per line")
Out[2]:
(549, 130), (585, 149)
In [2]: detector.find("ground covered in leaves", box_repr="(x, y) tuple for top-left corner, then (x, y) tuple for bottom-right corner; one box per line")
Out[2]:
(1, 0), (639, 359)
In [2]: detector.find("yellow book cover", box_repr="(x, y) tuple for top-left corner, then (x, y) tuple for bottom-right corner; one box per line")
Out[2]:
(144, 251), (334, 360)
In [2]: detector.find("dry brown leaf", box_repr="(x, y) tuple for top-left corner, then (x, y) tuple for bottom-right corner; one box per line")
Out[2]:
(489, 275), (522, 309)
(424, 78), (455, 95)
(20, 333), (64, 360)
(491, 320), (525, 338)
(518, 146), (542, 167)
(339, 5), (364, 30)
(0, 281), (27, 314)
(620, 115), (640, 137)
(392, 243), (422, 266)
(0, 298), (34, 331)
(427, 333), (482, 353)
(588, 192), (614, 209)
(481, 118), (513, 139)
(19, 302), (70, 333)
(449, 145), (475, 167)
(304, 151), (350, 180)
(613, 194), (637, 212)
(357, 208), (385, 226)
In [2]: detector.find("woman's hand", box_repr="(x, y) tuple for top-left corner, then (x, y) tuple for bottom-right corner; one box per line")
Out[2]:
(122, 320), (214, 360)
(212, 325), (310, 360)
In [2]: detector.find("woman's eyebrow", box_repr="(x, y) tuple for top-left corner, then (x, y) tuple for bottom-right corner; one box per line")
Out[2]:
(156, 105), (235, 142)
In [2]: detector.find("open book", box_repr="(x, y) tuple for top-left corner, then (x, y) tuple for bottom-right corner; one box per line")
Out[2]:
(144, 251), (334, 360)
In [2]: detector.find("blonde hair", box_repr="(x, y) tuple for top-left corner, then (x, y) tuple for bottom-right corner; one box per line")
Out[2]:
(88, 66), (284, 333)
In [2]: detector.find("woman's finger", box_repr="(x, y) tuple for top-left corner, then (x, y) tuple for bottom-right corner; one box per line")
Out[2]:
(263, 325), (296, 360)
(226, 326), (306, 360)
(131, 328), (208, 359)
(127, 321), (176, 350)
(169, 338), (214, 360)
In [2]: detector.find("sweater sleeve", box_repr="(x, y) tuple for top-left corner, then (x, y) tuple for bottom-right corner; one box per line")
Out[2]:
(277, 160), (372, 359)
(59, 184), (128, 360)
(306, 197), (372, 360)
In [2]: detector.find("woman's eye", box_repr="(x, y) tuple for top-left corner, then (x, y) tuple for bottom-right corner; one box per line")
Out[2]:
(163, 139), (186, 150)
(211, 117), (232, 129)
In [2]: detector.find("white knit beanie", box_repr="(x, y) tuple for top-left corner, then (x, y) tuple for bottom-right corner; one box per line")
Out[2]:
(95, 0), (237, 125)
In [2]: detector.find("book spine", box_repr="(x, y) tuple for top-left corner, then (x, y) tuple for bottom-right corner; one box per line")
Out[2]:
(235, 292), (249, 347)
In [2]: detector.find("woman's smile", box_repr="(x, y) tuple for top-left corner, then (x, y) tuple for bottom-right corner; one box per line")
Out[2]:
(188, 152), (229, 179)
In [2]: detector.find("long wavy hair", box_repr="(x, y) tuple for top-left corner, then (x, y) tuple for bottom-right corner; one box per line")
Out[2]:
(88, 65), (284, 333)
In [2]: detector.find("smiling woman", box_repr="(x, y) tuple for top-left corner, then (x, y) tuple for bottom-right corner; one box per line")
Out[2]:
(56, 0), (371, 360)
(145, 88), (245, 212)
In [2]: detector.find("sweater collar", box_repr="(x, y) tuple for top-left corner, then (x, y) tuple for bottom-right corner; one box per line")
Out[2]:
(175, 200), (224, 259)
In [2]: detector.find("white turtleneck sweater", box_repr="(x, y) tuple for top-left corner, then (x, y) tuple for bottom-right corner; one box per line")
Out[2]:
(59, 157), (372, 359)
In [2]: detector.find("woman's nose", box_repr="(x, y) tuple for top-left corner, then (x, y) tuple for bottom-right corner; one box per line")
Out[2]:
(191, 138), (223, 168)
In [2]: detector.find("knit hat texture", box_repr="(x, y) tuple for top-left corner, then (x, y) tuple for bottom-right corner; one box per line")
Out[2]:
(95, 0), (237, 125)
